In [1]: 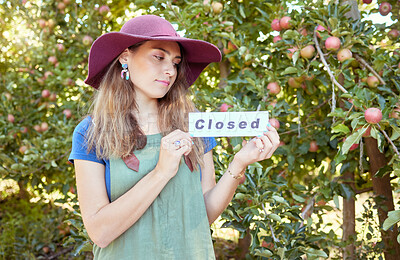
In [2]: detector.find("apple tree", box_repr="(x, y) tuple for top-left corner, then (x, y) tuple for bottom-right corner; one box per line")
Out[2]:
(1, 0), (400, 259)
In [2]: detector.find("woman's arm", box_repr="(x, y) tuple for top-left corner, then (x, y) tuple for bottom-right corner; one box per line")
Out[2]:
(75, 159), (170, 248)
(75, 130), (193, 248)
(202, 125), (280, 224)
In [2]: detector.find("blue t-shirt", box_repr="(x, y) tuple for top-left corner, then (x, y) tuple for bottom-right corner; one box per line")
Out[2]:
(68, 117), (216, 201)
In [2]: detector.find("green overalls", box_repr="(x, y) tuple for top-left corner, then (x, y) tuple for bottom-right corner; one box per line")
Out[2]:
(92, 133), (216, 259)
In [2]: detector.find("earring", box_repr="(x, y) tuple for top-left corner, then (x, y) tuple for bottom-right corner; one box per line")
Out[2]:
(121, 64), (130, 80)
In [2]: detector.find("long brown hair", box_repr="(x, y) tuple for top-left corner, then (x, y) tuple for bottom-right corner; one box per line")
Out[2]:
(86, 41), (205, 171)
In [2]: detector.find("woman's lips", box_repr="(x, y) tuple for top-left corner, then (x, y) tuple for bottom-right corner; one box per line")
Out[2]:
(156, 80), (170, 86)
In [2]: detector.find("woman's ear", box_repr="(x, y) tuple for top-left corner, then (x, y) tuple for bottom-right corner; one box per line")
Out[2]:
(118, 49), (130, 64)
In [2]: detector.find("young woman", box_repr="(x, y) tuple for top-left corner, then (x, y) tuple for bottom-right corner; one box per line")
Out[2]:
(69, 15), (280, 259)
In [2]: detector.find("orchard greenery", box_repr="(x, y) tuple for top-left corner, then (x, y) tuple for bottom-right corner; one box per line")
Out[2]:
(1, 0), (399, 259)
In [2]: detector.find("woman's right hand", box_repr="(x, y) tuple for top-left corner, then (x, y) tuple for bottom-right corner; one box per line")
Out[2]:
(155, 129), (193, 180)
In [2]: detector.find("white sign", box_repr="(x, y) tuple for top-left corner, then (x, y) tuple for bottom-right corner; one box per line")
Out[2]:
(189, 111), (269, 137)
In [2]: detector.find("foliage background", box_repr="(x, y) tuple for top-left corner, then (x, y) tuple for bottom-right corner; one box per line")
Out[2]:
(0, 0), (399, 259)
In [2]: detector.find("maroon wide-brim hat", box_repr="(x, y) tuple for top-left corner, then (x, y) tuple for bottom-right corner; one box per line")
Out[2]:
(85, 15), (222, 89)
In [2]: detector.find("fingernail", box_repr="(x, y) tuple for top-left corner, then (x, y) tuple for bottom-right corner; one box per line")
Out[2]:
(192, 141), (194, 144)
(257, 135), (262, 137)
(189, 133), (194, 137)
(267, 123), (272, 127)
(263, 130), (269, 134)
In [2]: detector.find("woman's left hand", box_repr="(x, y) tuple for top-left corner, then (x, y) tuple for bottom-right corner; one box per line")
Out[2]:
(233, 125), (280, 171)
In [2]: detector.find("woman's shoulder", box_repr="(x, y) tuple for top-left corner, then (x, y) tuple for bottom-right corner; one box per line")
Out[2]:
(73, 116), (92, 136)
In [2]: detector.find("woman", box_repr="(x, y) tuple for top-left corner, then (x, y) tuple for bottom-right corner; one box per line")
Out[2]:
(69, 15), (280, 259)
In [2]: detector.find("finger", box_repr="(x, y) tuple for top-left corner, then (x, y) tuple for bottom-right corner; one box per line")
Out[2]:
(260, 135), (278, 158)
(258, 135), (273, 157)
(177, 142), (192, 156)
(253, 138), (264, 150)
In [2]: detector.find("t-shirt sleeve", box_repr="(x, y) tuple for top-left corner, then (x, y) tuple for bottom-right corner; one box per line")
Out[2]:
(202, 137), (217, 154)
(68, 117), (105, 165)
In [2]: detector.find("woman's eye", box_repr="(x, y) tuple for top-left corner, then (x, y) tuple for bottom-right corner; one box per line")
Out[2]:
(154, 55), (163, 60)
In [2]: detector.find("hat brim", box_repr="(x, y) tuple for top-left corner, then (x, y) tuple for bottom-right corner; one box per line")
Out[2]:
(84, 32), (222, 89)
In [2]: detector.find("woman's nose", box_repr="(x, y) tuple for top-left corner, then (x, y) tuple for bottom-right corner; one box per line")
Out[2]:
(164, 62), (176, 77)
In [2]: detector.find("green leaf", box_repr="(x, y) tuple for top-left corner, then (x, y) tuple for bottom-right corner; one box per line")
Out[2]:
(383, 210), (400, 231)
(333, 195), (340, 209)
(391, 126), (400, 141)
(254, 249), (273, 257)
(292, 193), (306, 203)
(239, 4), (246, 18)
(268, 213), (282, 222)
(331, 124), (350, 134)
(342, 128), (364, 155)
(272, 195), (286, 204)
(281, 67), (298, 75)
(305, 247), (328, 258)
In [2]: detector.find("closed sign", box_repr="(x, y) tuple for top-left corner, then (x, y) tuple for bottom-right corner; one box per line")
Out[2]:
(189, 111), (269, 137)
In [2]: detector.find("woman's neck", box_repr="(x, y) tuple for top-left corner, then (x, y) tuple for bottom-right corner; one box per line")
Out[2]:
(134, 101), (160, 135)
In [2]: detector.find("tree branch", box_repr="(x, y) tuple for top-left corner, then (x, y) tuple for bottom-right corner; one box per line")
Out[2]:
(313, 28), (348, 94)
(377, 123), (400, 159)
(353, 54), (386, 85)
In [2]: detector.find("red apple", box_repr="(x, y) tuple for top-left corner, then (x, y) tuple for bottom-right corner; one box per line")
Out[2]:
(309, 140), (318, 152)
(82, 35), (93, 46)
(316, 25), (325, 38)
(41, 122), (49, 132)
(63, 109), (72, 118)
(267, 82), (281, 95)
(238, 174), (246, 185)
(300, 45), (315, 59)
(271, 19), (282, 31)
(364, 108), (382, 124)
(220, 103), (231, 112)
(56, 43), (65, 52)
(227, 41), (237, 52)
(48, 56), (57, 65)
(33, 125), (41, 132)
(47, 19), (56, 29)
(211, 2), (223, 14)
(325, 36), (341, 51)
(38, 19), (47, 28)
(288, 77), (301, 88)
(49, 93), (57, 102)
(44, 71), (53, 79)
(357, 126), (372, 137)
(99, 5), (110, 15)
(299, 28), (308, 37)
(363, 0), (372, 3)
(349, 143), (359, 151)
(388, 29), (399, 41)
(20, 126), (28, 134)
(367, 76), (379, 88)
(337, 48), (352, 62)
(287, 47), (298, 59)
(7, 114), (15, 123)
(279, 16), (291, 30)
(262, 241), (274, 249)
(4, 93), (12, 100)
(57, 2), (66, 10)
(379, 2), (392, 16)
(269, 118), (280, 129)
(269, 101), (277, 107)
(19, 145), (28, 154)
(42, 246), (50, 254)
(273, 35), (282, 43)
(389, 108), (400, 119)
(42, 89), (50, 98)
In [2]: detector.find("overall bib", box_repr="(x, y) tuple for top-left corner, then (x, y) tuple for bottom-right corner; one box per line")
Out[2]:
(92, 134), (216, 259)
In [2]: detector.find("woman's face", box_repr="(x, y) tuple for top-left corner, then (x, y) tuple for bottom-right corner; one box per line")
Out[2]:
(122, 40), (182, 102)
